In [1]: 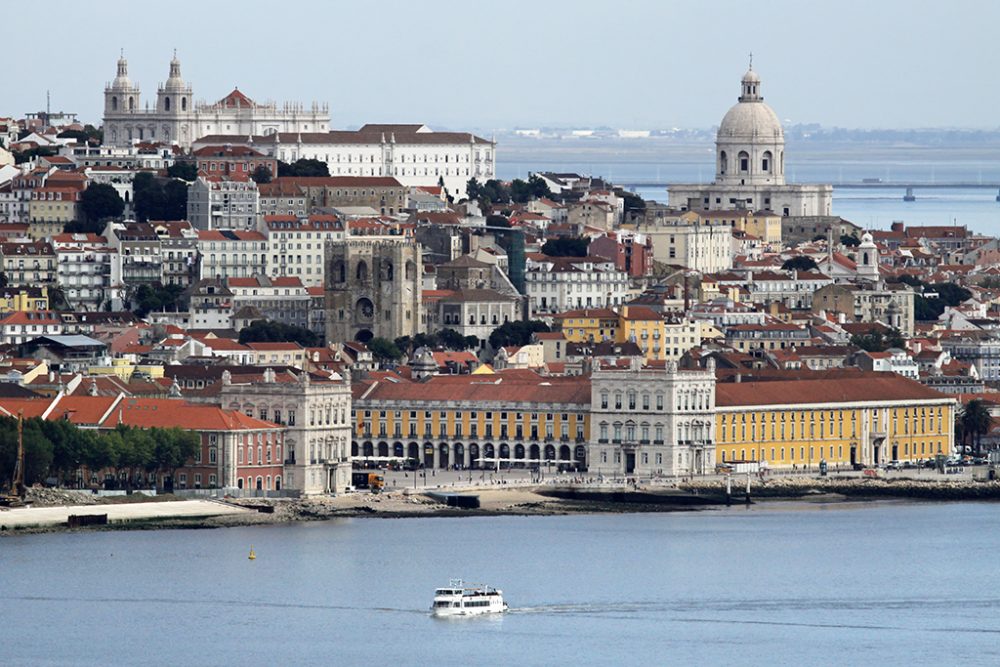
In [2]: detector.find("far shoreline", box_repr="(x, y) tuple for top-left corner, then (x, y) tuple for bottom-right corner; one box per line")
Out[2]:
(3, 476), (999, 536)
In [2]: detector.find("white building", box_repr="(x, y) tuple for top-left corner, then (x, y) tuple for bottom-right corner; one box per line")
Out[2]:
(191, 124), (495, 200)
(588, 359), (716, 477)
(667, 66), (832, 217)
(651, 220), (734, 273)
(103, 53), (328, 148)
(196, 229), (267, 280)
(264, 214), (345, 286)
(525, 255), (629, 317)
(0, 310), (65, 345)
(218, 369), (353, 495)
(52, 233), (123, 311)
(187, 176), (259, 231)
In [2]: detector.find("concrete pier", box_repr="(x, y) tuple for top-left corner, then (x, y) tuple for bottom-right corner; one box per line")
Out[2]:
(0, 500), (249, 530)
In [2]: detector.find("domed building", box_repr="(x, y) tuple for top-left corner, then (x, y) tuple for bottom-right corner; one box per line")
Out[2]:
(668, 66), (832, 217)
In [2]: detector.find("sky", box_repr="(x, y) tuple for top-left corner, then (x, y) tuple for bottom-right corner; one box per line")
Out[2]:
(10, 0), (1000, 131)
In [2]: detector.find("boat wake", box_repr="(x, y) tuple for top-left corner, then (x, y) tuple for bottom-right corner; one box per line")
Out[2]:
(3, 595), (424, 615)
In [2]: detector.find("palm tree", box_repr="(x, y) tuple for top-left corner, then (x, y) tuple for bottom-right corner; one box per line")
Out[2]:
(960, 399), (992, 457)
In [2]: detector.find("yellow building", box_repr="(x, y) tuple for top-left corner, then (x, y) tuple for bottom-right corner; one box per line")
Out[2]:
(0, 286), (49, 311)
(553, 306), (707, 362)
(715, 374), (955, 469)
(353, 372), (590, 469)
(552, 308), (620, 344)
(29, 187), (82, 224)
(682, 209), (782, 246)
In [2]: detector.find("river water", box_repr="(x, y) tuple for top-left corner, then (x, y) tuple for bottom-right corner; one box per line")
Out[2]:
(497, 140), (1000, 235)
(3, 501), (1000, 666)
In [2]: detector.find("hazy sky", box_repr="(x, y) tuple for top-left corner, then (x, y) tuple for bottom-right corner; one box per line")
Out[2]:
(10, 0), (999, 131)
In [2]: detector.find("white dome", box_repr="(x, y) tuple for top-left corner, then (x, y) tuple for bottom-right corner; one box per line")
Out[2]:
(741, 68), (760, 84)
(717, 101), (783, 141)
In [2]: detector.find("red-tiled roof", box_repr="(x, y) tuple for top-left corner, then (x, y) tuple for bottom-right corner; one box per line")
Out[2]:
(716, 375), (951, 408)
(356, 372), (590, 405)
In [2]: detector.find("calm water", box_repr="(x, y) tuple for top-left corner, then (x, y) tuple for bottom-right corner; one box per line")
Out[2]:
(498, 142), (1000, 234)
(3, 502), (1000, 666)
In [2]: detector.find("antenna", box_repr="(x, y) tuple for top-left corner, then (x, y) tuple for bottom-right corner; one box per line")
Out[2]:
(46, 90), (50, 121)
(748, 51), (753, 70)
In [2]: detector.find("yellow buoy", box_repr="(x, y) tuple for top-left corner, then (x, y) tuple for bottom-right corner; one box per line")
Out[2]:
(248, 546), (256, 560)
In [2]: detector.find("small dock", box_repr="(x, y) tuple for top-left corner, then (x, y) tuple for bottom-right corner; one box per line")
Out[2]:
(423, 492), (481, 509)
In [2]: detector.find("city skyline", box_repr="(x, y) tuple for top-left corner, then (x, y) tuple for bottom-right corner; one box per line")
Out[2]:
(10, 0), (1000, 131)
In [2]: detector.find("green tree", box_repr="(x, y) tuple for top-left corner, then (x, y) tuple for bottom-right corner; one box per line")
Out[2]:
(277, 158), (329, 177)
(163, 180), (189, 220)
(527, 174), (552, 199)
(959, 399), (992, 457)
(542, 237), (589, 257)
(849, 326), (905, 352)
(133, 172), (188, 222)
(621, 191), (645, 218)
(927, 283), (972, 308)
(167, 160), (198, 181)
(840, 233), (861, 247)
(488, 320), (549, 349)
(80, 183), (125, 223)
(251, 165), (273, 184)
(368, 337), (402, 362)
(238, 320), (318, 347)
(485, 214), (511, 228)
(437, 328), (473, 351)
(465, 177), (483, 202)
(56, 129), (92, 143)
(83, 124), (103, 144)
(781, 255), (819, 272)
(510, 178), (532, 203)
(130, 283), (184, 317)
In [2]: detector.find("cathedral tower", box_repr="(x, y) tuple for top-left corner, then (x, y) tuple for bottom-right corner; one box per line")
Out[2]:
(325, 237), (422, 344)
(103, 52), (141, 145)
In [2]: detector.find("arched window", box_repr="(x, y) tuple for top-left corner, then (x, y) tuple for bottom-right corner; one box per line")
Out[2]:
(356, 260), (368, 281)
(738, 151), (749, 173)
(762, 150), (772, 173)
(719, 150), (727, 174)
(111, 96), (118, 111)
(182, 97), (187, 111)
(128, 96), (134, 111)
(165, 97), (171, 111)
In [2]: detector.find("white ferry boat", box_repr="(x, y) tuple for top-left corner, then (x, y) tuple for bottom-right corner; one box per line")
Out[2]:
(431, 579), (508, 617)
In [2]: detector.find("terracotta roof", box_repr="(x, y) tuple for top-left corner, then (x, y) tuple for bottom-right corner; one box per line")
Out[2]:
(245, 342), (304, 351)
(716, 374), (951, 408)
(356, 372), (590, 406)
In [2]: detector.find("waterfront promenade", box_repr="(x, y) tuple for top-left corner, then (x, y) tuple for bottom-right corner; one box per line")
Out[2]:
(0, 499), (250, 530)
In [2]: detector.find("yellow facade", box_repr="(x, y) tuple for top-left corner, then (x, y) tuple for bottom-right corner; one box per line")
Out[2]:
(681, 210), (782, 246)
(556, 309), (703, 362)
(0, 286), (48, 311)
(87, 360), (165, 381)
(357, 407), (589, 445)
(557, 313), (619, 343)
(716, 403), (954, 469)
(29, 196), (79, 223)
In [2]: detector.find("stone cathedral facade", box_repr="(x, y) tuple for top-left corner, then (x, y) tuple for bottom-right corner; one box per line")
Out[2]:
(325, 236), (422, 344)
(102, 53), (328, 148)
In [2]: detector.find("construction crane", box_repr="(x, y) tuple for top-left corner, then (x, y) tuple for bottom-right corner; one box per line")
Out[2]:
(1, 412), (26, 507)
